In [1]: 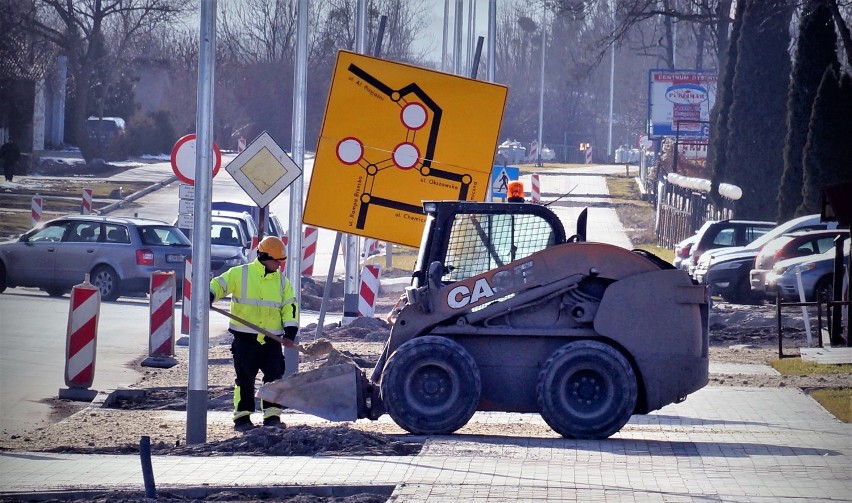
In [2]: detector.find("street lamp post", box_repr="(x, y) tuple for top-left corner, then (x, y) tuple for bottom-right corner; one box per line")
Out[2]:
(536, 5), (546, 168)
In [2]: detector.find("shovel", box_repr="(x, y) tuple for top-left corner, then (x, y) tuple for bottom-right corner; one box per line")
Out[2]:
(209, 304), (307, 353)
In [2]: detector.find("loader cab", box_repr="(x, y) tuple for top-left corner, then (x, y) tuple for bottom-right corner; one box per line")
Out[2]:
(414, 201), (568, 287)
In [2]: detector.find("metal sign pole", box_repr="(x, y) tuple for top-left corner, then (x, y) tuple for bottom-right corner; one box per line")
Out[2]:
(487, 0), (496, 82)
(285, 0), (308, 374)
(343, 0), (368, 324)
(186, 0), (216, 445)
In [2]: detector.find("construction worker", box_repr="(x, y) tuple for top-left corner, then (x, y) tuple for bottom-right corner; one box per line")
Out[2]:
(210, 235), (299, 431)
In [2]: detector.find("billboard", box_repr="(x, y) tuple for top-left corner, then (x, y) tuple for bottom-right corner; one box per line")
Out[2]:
(304, 51), (508, 247)
(647, 69), (717, 139)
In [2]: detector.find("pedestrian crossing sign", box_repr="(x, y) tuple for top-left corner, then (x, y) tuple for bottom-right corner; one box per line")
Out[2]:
(490, 166), (518, 199)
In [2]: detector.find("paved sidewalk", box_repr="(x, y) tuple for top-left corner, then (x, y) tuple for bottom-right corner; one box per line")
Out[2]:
(520, 166), (634, 249)
(1, 386), (849, 502)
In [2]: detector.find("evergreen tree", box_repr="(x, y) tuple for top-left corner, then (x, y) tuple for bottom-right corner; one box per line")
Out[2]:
(777, 0), (838, 221)
(840, 73), (852, 180)
(799, 69), (852, 214)
(708, 0), (747, 202)
(725, 0), (793, 220)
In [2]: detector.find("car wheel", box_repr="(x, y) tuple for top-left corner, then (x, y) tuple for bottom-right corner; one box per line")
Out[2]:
(0, 262), (6, 293)
(91, 265), (120, 301)
(44, 287), (69, 297)
(380, 336), (481, 435)
(814, 276), (834, 302)
(537, 340), (637, 439)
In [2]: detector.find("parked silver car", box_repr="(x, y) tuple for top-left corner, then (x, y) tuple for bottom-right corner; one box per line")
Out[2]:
(771, 238), (850, 301)
(175, 215), (250, 277)
(0, 215), (191, 301)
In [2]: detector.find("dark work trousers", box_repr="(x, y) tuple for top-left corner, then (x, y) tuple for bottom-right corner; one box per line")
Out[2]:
(230, 331), (285, 419)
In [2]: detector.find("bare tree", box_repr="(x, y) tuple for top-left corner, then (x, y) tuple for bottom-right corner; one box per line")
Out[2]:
(27, 0), (185, 149)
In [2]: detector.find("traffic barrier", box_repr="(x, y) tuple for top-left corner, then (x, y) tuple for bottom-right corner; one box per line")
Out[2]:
(530, 174), (541, 203)
(142, 271), (178, 368)
(31, 195), (43, 227)
(181, 258), (192, 336)
(358, 264), (381, 317)
(301, 226), (318, 276)
(238, 137), (247, 152)
(59, 274), (100, 401)
(363, 238), (380, 259)
(585, 146), (593, 164)
(81, 188), (93, 215)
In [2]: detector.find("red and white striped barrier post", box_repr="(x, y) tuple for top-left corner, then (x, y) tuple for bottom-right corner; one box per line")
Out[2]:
(238, 137), (247, 153)
(358, 264), (381, 317)
(530, 174), (541, 203)
(181, 258), (192, 336)
(301, 226), (318, 276)
(59, 274), (100, 401)
(31, 195), (43, 227)
(81, 188), (93, 215)
(362, 238), (380, 259)
(142, 271), (178, 368)
(585, 146), (593, 164)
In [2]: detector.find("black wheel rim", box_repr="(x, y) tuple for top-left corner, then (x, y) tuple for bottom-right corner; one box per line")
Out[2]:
(404, 359), (459, 416)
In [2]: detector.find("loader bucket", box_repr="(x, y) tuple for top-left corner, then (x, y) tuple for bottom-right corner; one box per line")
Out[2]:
(257, 363), (362, 422)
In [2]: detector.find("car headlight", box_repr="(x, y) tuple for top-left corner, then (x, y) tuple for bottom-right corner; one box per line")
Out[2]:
(224, 257), (243, 267)
(712, 260), (747, 271)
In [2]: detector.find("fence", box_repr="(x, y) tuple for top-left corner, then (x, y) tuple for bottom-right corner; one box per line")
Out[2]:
(655, 173), (742, 248)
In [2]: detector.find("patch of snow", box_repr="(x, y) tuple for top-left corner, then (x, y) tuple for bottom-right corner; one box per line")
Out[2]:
(140, 153), (170, 161)
(109, 161), (147, 168)
(38, 157), (85, 164)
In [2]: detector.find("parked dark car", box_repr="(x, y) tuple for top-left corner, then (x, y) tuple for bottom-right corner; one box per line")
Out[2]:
(750, 229), (849, 296)
(0, 215), (190, 301)
(685, 219), (775, 277)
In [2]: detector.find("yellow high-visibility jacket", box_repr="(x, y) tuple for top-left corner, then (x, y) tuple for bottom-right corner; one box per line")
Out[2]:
(210, 260), (299, 339)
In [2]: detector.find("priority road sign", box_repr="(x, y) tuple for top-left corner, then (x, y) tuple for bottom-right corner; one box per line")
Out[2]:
(225, 131), (301, 208)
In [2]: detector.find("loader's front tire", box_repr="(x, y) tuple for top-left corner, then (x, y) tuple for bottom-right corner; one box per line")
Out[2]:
(537, 340), (637, 439)
(381, 336), (481, 435)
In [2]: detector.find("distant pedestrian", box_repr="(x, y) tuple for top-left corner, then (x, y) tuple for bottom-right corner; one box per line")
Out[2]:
(1, 137), (21, 182)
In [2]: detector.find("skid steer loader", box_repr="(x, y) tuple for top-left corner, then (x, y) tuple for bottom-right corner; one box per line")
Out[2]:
(259, 201), (709, 439)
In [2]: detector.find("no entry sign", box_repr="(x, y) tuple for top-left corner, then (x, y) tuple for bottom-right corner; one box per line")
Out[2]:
(170, 134), (222, 185)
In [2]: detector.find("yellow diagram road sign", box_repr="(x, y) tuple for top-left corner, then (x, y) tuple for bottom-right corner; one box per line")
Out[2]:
(304, 50), (508, 247)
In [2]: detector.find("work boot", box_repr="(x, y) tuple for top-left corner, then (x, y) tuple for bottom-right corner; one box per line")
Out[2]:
(263, 416), (286, 428)
(233, 416), (255, 432)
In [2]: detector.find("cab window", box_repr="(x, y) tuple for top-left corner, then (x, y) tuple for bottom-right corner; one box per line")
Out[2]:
(442, 212), (556, 283)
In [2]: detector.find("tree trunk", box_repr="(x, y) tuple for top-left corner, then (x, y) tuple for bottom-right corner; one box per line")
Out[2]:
(827, 0), (852, 70)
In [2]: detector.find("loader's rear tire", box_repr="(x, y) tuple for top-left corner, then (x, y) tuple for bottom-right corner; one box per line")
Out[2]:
(537, 340), (637, 439)
(381, 336), (481, 435)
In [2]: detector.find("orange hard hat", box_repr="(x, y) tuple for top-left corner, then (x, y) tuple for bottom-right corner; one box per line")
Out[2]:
(257, 236), (286, 260)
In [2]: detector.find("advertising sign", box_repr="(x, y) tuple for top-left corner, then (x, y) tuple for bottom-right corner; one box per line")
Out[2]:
(304, 50), (509, 247)
(647, 70), (717, 139)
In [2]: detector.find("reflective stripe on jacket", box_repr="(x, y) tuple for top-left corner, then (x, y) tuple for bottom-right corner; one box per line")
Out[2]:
(209, 260), (299, 336)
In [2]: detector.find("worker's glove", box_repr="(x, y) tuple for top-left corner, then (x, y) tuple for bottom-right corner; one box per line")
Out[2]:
(283, 326), (298, 341)
(209, 291), (215, 306)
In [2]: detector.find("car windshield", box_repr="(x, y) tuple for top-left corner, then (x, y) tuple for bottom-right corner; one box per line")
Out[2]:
(138, 225), (191, 246)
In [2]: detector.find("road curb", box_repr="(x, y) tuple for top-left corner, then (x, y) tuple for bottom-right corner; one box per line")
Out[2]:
(97, 175), (177, 215)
